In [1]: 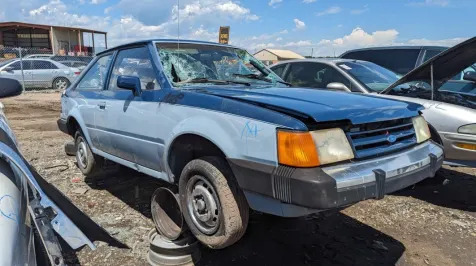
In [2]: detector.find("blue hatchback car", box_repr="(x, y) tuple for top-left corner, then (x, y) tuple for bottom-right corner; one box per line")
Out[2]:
(57, 39), (444, 249)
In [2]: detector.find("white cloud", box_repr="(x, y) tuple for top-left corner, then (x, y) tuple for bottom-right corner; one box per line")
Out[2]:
(316, 6), (341, 16)
(302, 0), (316, 3)
(268, 0), (282, 7)
(293, 18), (305, 30)
(284, 40), (312, 47)
(350, 5), (369, 15)
(409, 0), (449, 7)
(91, 0), (106, 4)
(405, 37), (466, 47)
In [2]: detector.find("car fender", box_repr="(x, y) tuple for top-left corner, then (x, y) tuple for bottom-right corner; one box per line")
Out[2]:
(164, 110), (280, 173)
(65, 108), (93, 145)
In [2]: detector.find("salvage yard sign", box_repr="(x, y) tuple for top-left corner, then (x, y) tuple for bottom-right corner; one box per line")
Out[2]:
(219, 26), (230, 44)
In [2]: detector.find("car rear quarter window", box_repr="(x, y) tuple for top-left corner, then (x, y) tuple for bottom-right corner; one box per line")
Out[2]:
(342, 49), (420, 75)
(108, 46), (159, 91)
(76, 54), (113, 90)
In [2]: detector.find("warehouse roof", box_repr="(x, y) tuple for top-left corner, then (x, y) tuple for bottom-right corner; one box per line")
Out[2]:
(254, 48), (305, 59)
(0, 21), (107, 34)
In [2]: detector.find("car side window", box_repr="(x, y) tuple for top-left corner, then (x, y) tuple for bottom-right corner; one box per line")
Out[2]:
(286, 62), (352, 90)
(76, 54), (113, 90)
(108, 46), (159, 91)
(343, 50), (420, 75)
(9, 61), (32, 70)
(423, 50), (443, 62)
(32, 61), (57, 70)
(270, 64), (287, 79)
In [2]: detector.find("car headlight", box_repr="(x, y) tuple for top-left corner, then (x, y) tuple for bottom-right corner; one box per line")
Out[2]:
(458, 124), (476, 135)
(277, 128), (354, 167)
(412, 116), (431, 143)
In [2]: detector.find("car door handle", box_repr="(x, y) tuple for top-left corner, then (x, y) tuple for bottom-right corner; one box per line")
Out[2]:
(98, 102), (106, 109)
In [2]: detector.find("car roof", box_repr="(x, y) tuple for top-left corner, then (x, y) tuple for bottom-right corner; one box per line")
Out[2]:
(97, 39), (239, 56)
(341, 45), (448, 56)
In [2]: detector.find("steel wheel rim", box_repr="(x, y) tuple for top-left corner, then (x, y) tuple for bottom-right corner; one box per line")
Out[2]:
(186, 175), (220, 235)
(77, 140), (88, 169)
(56, 79), (68, 90)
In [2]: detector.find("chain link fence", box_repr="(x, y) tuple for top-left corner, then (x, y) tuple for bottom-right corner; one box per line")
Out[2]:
(0, 46), (94, 91)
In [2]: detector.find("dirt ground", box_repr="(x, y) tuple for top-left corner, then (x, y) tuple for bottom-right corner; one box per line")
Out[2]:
(2, 91), (476, 266)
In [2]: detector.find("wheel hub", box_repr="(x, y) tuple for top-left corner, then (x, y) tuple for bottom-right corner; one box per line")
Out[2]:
(77, 141), (88, 168)
(186, 176), (220, 235)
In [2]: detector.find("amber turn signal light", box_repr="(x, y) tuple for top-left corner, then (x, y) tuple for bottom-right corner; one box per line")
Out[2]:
(277, 130), (320, 167)
(456, 143), (476, 151)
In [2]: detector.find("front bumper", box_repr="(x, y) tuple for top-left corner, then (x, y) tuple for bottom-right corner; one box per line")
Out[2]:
(57, 118), (68, 134)
(440, 132), (476, 167)
(229, 141), (443, 215)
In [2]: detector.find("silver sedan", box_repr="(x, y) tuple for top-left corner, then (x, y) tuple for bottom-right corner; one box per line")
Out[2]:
(270, 39), (476, 167)
(0, 58), (80, 90)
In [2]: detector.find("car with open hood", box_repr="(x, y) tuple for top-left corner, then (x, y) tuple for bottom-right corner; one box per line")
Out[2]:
(58, 39), (443, 249)
(0, 78), (125, 265)
(271, 36), (476, 167)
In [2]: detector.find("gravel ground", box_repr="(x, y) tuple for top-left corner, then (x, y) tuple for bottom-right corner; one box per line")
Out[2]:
(2, 91), (476, 266)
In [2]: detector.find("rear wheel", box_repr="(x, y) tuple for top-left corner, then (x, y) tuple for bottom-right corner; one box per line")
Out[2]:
(53, 77), (70, 90)
(75, 131), (103, 176)
(178, 156), (249, 249)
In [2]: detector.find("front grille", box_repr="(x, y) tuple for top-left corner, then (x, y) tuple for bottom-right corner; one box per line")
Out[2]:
(347, 118), (417, 159)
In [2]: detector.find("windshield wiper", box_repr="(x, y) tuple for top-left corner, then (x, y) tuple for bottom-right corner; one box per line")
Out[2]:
(177, 78), (250, 86)
(232, 73), (292, 86)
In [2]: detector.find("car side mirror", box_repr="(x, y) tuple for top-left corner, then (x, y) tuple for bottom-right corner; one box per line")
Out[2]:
(0, 78), (23, 98)
(117, 75), (142, 96)
(326, 82), (350, 92)
(463, 72), (476, 82)
(2, 66), (14, 73)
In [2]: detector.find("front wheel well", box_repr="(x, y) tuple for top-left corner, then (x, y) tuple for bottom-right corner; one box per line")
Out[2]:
(167, 134), (227, 182)
(66, 117), (80, 137)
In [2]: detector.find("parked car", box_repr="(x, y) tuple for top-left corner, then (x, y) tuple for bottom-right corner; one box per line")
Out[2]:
(50, 55), (94, 63)
(270, 37), (476, 167)
(0, 77), (124, 265)
(340, 45), (476, 94)
(0, 59), (80, 90)
(24, 54), (55, 59)
(59, 60), (89, 72)
(58, 39), (443, 249)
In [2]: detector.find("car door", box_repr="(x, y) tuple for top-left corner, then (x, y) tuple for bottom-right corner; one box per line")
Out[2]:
(0, 61), (33, 87)
(101, 45), (163, 170)
(73, 54), (114, 150)
(285, 62), (354, 91)
(31, 60), (58, 88)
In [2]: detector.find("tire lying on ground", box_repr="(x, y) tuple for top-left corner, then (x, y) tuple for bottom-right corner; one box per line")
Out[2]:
(178, 156), (249, 249)
(147, 229), (200, 266)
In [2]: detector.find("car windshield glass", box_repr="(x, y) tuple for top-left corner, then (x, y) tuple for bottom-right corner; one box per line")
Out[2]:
(156, 43), (285, 88)
(0, 59), (14, 68)
(337, 61), (400, 92)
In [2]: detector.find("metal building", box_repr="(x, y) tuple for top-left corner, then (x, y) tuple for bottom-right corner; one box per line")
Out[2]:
(253, 48), (305, 65)
(0, 21), (107, 55)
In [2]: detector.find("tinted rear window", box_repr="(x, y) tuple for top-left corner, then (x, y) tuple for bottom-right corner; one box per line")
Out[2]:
(342, 49), (420, 75)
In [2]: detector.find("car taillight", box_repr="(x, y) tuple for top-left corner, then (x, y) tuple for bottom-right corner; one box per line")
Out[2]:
(74, 72), (80, 75)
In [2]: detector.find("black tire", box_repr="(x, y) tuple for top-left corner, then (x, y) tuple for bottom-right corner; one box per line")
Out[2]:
(178, 157), (249, 249)
(52, 77), (70, 90)
(75, 131), (103, 176)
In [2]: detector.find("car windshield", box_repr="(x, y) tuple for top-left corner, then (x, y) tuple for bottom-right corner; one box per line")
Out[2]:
(337, 61), (400, 92)
(0, 59), (14, 68)
(156, 42), (285, 88)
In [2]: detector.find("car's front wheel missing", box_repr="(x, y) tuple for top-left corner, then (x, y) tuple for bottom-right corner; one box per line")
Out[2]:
(75, 131), (103, 176)
(179, 156), (249, 249)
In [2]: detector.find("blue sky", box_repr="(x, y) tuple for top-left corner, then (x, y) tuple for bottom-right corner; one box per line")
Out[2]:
(0, 0), (474, 56)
